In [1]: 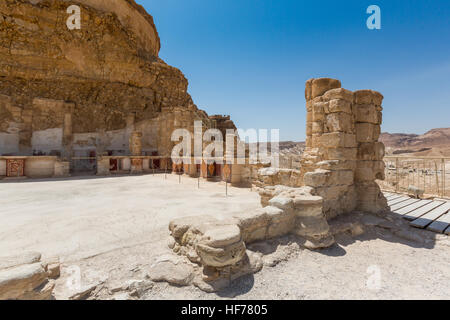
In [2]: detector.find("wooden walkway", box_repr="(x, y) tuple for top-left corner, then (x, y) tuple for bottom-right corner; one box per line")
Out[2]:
(384, 192), (450, 235)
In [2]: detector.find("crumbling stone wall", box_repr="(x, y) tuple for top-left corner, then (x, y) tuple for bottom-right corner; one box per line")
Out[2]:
(301, 78), (387, 218)
(168, 185), (333, 291)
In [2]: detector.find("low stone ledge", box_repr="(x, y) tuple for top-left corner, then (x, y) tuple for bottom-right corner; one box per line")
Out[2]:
(0, 252), (60, 300)
(167, 186), (335, 291)
(197, 224), (246, 268)
(0, 252), (42, 271)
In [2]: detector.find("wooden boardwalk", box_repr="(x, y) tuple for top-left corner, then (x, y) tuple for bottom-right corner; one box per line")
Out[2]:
(384, 192), (450, 235)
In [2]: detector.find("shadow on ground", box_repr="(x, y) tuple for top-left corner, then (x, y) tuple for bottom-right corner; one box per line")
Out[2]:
(211, 210), (443, 297)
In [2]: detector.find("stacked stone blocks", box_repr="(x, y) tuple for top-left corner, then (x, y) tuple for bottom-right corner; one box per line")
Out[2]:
(302, 78), (387, 218)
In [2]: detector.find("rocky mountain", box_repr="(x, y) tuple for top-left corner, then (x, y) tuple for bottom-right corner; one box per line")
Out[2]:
(279, 141), (305, 156)
(0, 0), (235, 156)
(380, 128), (450, 156)
(273, 128), (450, 159)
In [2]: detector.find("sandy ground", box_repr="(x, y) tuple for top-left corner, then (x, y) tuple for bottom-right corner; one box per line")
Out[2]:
(1, 174), (449, 299)
(142, 233), (450, 300)
(0, 174), (260, 262)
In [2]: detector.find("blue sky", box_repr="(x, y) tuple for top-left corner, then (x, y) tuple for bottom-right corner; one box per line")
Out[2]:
(138, 0), (450, 141)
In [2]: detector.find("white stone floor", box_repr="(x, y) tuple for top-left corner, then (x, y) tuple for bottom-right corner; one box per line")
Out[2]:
(0, 174), (261, 262)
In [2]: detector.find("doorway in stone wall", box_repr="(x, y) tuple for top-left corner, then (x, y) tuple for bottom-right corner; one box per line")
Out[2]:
(70, 150), (97, 175)
(151, 151), (160, 169)
(207, 162), (222, 180)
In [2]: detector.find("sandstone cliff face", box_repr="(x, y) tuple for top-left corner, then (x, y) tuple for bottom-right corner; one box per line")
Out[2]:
(0, 0), (230, 156)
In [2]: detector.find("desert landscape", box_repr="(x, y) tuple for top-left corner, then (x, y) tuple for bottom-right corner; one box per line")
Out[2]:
(0, 0), (449, 302)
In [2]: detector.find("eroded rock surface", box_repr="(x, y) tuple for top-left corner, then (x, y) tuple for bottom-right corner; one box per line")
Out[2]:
(0, 252), (60, 300)
(0, 0), (235, 157)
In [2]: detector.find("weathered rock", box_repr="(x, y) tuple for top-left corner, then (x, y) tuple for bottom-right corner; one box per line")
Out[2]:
(233, 209), (271, 243)
(121, 279), (153, 298)
(310, 78), (342, 99)
(302, 78), (387, 217)
(148, 255), (194, 286)
(169, 215), (217, 242)
(42, 256), (61, 279)
(0, 251), (61, 300)
(193, 250), (263, 293)
(261, 243), (300, 267)
(68, 283), (99, 300)
(0, 252), (41, 270)
(186, 223), (247, 269)
(297, 235), (335, 250)
(0, 263), (48, 300)
(269, 196), (294, 211)
(408, 185), (425, 199)
(200, 225), (242, 248)
(323, 88), (353, 102)
(0, 0), (237, 160)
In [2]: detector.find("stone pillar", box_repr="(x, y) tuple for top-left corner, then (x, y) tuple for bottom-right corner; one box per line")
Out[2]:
(302, 78), (356, 219)
(143, 158), (150, 172)
(122, 157), (131, 171)
(353, 90), (388, 213)
(230, 164), (242, 186)
(62, 113), (72, 158)
(129, 131), (143, 156)
(187, 158), (198, 177)
(97, 157), (110, 176)
(0, 159), (6, 176)
(20, 108), (33, 154)
(301, 78), (387, 219)
(130, 158), (143, 174)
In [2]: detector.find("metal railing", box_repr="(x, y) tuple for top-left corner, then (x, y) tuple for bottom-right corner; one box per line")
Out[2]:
(379, 156), (449, 199)
(278, 154), (449, 199)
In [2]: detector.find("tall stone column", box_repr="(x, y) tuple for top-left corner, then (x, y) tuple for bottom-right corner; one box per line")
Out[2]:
(129, 131), (143, 174)
(354, 90), (388, 213)
(62, 103), (75, 160)
(302, 78), (356, 219)
(129, 131), (143, 156)
(301, 78), (387, 219)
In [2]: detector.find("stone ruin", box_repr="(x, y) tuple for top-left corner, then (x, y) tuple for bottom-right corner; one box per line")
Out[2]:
(165, 78), (389, 291)
(0, 0), (236, 179)
(302, 78), (388, 218)
(0, 0), (392, 297)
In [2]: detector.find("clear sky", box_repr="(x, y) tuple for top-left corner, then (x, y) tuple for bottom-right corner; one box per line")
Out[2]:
(138, 0), (450, 141)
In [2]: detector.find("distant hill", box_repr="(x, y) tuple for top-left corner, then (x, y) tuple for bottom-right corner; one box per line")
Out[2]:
(279, 141), (306, 156)
(249, 128), (450, 159)
(380, 128), (450, 157)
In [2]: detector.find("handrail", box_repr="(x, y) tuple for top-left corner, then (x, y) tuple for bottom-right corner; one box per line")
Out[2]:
(381, 156), (448, 199)
(384, 155), (450, 160)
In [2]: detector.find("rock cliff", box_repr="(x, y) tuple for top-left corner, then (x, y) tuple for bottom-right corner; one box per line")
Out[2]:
(0, 0), (233, 156)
